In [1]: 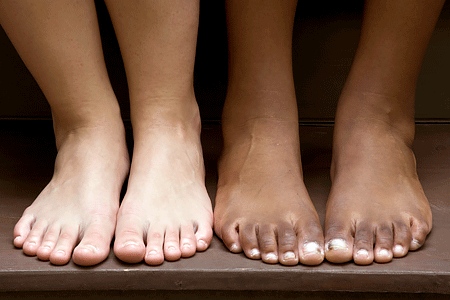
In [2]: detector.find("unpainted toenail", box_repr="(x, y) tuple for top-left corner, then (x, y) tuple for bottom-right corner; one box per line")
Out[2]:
(56, 250), (65, 255)
(356, 249), (369, 258)
(284, 251), (296, 260)
(168, 246), (176, 251)
(82, 245), (98, 253)
(379, 249), (390, 257)
(182, 243), (191, 249)
(198, 240), (207, 248)
(148, 250), (158, 256)
(123, 241), (139, 247)
(26, 241), (36, 245)
(394, 245), (404, 254)
(265, 253), (277, 261)
(326, 239), (348, 251)
(249, 248), (260, 257)
(303, 242), (322, 255)
(14, 236), (21, 242)
(42, 245), (51, 249)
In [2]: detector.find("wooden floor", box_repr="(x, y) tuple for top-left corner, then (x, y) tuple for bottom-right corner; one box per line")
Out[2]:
(0, 120), (449, 297)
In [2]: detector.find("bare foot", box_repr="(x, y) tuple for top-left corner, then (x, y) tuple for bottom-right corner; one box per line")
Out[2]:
(214, 91), (324, 266)
(325, 92), (432, 265)
(113, 97), (213, 265)
(13, 119), (129, 266)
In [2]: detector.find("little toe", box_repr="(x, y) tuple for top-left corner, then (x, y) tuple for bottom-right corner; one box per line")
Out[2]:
(352, 222), (374, 265)
(164, 227), (181, 261)
(22, 221), (48, 256)
(113, 215), (146, 264)
(392, 221), (411, 257)
(219, 221), (242, 253)
(257, 225), (278, 264)
(194, 221), (213, 252)
(277, 223), (298, 266)
(13, 214), (35, 248)
(73, 220), (114, 266)
(409, 218), (431, 251)
(239, 224), (260, 260)
(297, 222), (324, 266)
(37, 225), (60, 261)
(325, 224), (353, 263)
(145, 225), (165, 266)
(49, 226), (79, 265)
(180, 224), (196, 258)
(374, 224), (394, 263)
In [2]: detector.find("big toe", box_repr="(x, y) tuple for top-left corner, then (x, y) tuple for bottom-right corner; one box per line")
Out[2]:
(325, 223), (353, 263)
(113, 214), (146, 264)
(73, 220), (114, 266)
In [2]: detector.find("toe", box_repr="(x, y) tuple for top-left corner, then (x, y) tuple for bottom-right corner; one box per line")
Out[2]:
(164, 227), (181, 261)
(297, 220), (324, 266)
(49, 226), (79, 265)
(219, 221), (242, 253)
(257, 225), (278, 264)
(374, 224), (394, 263)
(37, 225), (60, 261)
(22, 221), (47, 256)
(325, 223), (353, 263)
(352, 222), (374, 265)
(145, 225), (165, 266)
(409, 217), (431, 251)
(239, 223), (260, 260)
(73, 219), (114, 266)
(13, 214), (35, 248)
(113, 214), (146, 264)
(392, 221), (411, 257)
(194, 221), (213, 252)
(180, 224), (196, 258)
(277, 223), (298, 266)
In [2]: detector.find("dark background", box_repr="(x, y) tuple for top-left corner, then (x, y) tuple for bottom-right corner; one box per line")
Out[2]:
(1, 0), (449, 122)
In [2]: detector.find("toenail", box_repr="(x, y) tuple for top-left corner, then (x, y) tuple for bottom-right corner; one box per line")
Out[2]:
(412, 239), (422, 248)
(284, 251), (296, 260)
(182, 243), (191, 249)
(394, 245), (404, 254)
(230, 244), (239, 252)
(123, 241), (139, 248)
(82, 245), (98, 253)
(198, 240), (207, 248)
(168, 246), (176, 251)
(326, 239), (348, 251)
(148, 250), (158, 256)
(56, 250), (65, 255)
(356, 249), (369, 258)
(42, 245), (51, 249)
(14, 236), (22, 242)
(265, 253), (278, 261)
(26, 241), (36, 245)
(249, 248), (260, 257)
(303, 242), (322, 255)
(378, 249), (390, 257)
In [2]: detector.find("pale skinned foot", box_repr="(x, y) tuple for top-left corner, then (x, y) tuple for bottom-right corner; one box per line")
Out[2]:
(113, 97), (213, 265)
(214, 116), (324, 266)
(325, 93), (432, 265)
(13, 119), (129, 266)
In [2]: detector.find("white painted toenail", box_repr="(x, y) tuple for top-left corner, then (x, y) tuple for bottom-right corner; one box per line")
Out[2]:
(412, 239), (422, 248)
(265, 253), (277, 260)
(250, 248), (260, 257)
(303, 242), (322, 255)
(394, 245), (404, 254)
(123, 241), (139, 248)
(284, 251), (296, 260)
(230, 244), (239, 252)
(356, 249), (369, 258)
(379, 249), (390, 257)
(326, 239), (348, 251)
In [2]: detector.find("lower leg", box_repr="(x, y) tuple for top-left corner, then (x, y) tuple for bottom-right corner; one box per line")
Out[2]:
(325, 0), (445, 264)
(214, 0), (324, 266)
(104, 0), (213, 265)
(0, 0), (129, 266)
